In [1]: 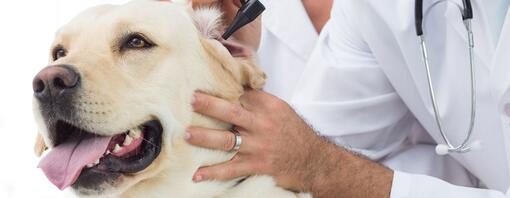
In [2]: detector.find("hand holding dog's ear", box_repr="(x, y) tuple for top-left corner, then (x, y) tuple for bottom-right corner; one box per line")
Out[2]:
(192, 0), (262, 50)
(187, 92), (394, 196)
(186, 91), (333, 192)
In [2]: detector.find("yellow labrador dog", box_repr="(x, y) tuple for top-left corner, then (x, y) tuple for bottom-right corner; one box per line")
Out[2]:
(32, 0), (310, 197)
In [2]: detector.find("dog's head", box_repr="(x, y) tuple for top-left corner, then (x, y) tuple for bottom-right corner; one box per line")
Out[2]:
(32, 0), (264, 196)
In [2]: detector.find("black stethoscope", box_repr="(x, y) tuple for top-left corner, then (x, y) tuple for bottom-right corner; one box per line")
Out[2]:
(415, 0), (481, 155)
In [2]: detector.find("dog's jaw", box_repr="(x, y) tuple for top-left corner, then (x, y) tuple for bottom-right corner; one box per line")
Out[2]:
(114, 105), (240, 197)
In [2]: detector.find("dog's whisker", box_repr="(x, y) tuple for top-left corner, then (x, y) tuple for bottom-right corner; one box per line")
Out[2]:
(141, 137), (160, 149)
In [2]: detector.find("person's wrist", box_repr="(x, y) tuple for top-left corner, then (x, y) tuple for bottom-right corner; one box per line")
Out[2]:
(299, 136), (340, 190)
(305, 139), (348, 195)
(307, 142), (394, 197)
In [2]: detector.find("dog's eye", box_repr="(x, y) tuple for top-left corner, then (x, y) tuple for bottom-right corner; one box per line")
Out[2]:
(52, 47), (67, 61)
(128, 37), (147, 48)
(123, 34), (154, 50)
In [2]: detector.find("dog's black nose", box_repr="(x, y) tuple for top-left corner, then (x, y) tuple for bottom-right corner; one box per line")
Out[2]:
(33, 65), (80, 100)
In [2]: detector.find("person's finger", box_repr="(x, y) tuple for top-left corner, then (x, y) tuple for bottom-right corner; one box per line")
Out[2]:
(193, 159), (255, 182)
(192, 92), (254, 129)
(239, 90), (265, 111)
(186, 127), (238, 152)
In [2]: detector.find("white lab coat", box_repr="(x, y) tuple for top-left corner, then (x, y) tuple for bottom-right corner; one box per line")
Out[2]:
(292, 0), (510, 197)
(257, 0), (318, 101)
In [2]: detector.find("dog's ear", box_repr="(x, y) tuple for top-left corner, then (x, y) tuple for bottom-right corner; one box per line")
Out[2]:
(192, 6), (265, 89)
(191, 6), (223, 39)
(201, 38), (265, 90)
(34, 133), (47, 157)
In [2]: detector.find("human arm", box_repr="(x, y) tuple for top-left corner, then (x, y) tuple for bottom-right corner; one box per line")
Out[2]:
(291, 0), (509, 197)
(187, 91), (393, 197)
(188, 91), (509, 198)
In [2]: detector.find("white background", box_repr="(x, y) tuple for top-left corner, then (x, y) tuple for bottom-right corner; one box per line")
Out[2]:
(0, 0), (129, 197)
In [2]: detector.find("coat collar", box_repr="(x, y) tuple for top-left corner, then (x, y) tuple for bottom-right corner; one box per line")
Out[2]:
(260, 0), (318, 60)
(448, 0), (510, 188)
(400, 0), (510, 189)
(490, 10), (510, 101)
(442, 0), (494, 69)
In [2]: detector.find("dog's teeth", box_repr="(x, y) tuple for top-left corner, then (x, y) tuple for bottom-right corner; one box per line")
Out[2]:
(123, 135), (133, 146)
(86, 163), (94, 168)
(105, 150), (111, 155)
(94, 159), (100, 165)
(129, 128), (141, 139)
(113, 144), (122, 153)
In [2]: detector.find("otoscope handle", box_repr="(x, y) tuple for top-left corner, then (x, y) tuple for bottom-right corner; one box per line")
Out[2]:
(222, 0), (265, 40)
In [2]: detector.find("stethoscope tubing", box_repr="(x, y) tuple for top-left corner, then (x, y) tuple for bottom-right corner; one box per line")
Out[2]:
(415, 0), (477, 154)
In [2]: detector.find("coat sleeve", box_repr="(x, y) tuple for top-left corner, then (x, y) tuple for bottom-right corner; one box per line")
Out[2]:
(292, 0), (413, 161)
(292, 0), (508, 196)
(391, 171), (508, 198)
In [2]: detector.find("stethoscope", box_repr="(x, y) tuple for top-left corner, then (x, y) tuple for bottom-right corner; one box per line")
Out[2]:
(415, 0), (481, 155)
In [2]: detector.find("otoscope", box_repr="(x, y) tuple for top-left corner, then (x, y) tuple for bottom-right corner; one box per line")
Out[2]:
(221, 0), (265, 40)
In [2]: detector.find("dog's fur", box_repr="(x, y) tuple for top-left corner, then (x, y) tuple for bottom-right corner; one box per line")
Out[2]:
(33, 0), (310, 197)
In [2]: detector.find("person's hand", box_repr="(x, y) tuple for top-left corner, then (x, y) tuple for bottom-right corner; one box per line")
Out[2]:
(191, 0), (262, 50)
(187, 91), (394, 197)
(186, 90), (330, 192)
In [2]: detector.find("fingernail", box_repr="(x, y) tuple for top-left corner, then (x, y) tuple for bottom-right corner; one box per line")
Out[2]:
(193, 174), (204, 182)
(184, 132), (191, 140)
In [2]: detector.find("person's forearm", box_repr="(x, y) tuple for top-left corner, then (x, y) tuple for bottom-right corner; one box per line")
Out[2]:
(308, 141), (393, 198)
(188, 91), (394, 197)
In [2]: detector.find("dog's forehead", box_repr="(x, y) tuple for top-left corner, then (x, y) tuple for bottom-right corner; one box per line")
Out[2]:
(56, 1), (193, 41)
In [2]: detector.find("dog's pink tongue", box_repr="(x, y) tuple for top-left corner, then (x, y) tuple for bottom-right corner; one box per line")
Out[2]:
(38, 135), (112, 190)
